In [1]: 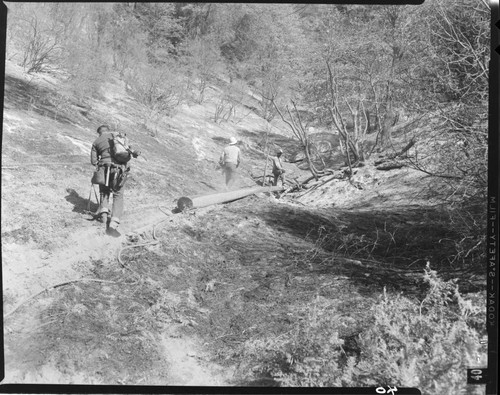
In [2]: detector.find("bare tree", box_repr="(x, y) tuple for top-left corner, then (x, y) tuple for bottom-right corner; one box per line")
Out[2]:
(20, 16), (61, 73)
(325, 61), (367, 165)
(273, 100), (334, 179)
(125, 65), (184, 137)
(7, 4), (64, 73)
(179, 35), (227, 104)
(401, 0), (489, 198)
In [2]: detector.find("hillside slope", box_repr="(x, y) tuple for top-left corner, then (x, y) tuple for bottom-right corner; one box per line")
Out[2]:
(1, 61), (309, 385)
(2, 61), (486, 389)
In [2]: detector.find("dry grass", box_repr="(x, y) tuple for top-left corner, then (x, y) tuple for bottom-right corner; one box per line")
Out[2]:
(62, 195), (484, 385)
(5, 258), (172, 384)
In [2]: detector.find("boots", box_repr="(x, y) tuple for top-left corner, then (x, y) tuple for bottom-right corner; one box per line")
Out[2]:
(106, 216), (120, 237)
(108, 216), (120, 230)
(97, 207), (110, 223)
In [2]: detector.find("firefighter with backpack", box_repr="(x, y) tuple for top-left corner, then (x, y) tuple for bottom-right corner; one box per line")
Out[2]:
(90, 124), (140, 235)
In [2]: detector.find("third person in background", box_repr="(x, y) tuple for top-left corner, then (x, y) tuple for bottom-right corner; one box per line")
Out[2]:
(269, 148), (286, 187)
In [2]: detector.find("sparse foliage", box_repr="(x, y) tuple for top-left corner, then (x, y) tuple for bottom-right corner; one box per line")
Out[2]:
(125, 64), (185, 136)
(108, 4), (149, 76)
(238, 5), (310, 122)
(178, 35), (227, 103)
(20, 16), (61, 73)
(402, 0), (489, 200)
(273, 100), (334, 179)
(213, 81), (247, 124)
(6, 4), (63, 73)
(301, 5), (419, 162)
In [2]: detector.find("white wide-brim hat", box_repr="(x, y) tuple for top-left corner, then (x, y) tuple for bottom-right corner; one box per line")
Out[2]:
(229, 137), (238, 145)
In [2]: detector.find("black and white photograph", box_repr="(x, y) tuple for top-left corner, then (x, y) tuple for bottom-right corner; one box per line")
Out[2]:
(1, 1), (496, 394)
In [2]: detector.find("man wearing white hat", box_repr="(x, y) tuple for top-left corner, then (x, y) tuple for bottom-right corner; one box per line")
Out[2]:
(219, 136), (241, 189)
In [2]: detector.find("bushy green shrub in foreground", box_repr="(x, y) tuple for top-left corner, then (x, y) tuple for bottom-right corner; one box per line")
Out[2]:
(349, 265), (484, 394)
(251, 265), (484, 394)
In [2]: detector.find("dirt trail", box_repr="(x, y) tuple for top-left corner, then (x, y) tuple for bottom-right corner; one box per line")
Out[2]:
(161, 326), (234, 385)
(3, 204), (157, 307)
(3, 193), (239, 383)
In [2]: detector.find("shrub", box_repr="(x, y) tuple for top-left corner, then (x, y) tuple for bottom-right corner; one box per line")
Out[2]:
(124, 64), (185, 136)
(6, 4), (63, 73)
(125, 64), (184, 113)
(242, 296), (348, 387)
(246, 265), (484, 393)
(350, 265), (484, 394)
(345, 267), (483, 394)
(213, 80), (248, 124)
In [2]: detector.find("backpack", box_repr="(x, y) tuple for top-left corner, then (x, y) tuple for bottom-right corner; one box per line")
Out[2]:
(110, 132), (131, 164)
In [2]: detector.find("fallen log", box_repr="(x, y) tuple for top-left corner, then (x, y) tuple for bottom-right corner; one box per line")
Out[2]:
(373, 139), (415, 170)
(376, 162), (405, 171)
(177, 185), (285, 210)
(389, 138), (415, 159)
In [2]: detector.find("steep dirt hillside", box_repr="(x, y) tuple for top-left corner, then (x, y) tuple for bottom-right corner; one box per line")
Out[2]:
(1, 60), (307, 385)
(2, 60), (486, 389)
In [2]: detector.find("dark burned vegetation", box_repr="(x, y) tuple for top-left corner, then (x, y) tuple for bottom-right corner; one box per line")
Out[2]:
(23, 197), (480, 390)
(6, 262), (170, 384)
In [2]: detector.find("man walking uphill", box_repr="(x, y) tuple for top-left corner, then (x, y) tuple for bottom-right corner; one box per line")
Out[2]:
(219, 136), (241, 190)
(91, 124), (140, 236)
